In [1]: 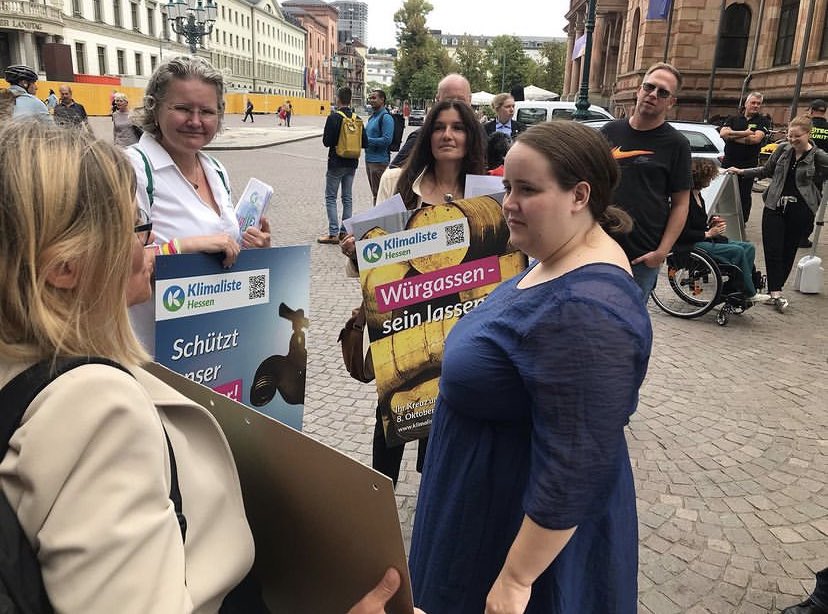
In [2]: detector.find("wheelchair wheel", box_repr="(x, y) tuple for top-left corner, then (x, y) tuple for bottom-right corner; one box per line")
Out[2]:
(651, 249), (723, 318)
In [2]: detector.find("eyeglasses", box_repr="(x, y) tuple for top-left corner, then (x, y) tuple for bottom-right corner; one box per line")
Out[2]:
(134, 208), (153, 246)
(641, 82), (673, 99)
(167, 104), (219, 120)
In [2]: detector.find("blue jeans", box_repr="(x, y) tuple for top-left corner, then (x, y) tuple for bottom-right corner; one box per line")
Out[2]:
(631, 262), (660, 303)
(324, 166), (355, 236)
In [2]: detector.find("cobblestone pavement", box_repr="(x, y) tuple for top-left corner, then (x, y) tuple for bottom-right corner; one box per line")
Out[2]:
(94, 114), (827, 612)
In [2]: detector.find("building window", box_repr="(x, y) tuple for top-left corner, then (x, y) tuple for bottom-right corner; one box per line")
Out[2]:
(151, 55), (158, 71)
(72, 0), (82, 17)
(163, 13), (170, 40)
(113, 0), (122, 27)
(628, 8), (641, 72)
(97, 45), (107, 74)
(75, 42), (87, 73)
(716, 4), (751, 68)
(147, 6), (156, 37)
(135, 52), (143, 76)
(774, 0), (799, 66)
(117, 49), (126, 75)
(93, 0), (102, 22)
(821, 6), (828, 58)
(131, 2), (140, 31)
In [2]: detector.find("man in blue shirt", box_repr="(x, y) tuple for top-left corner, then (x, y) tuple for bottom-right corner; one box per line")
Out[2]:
(4, 65), (50, 121)
(364, 89), (395, 204)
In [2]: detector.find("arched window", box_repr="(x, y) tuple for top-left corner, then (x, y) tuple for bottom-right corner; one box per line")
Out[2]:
(716, 4), (751, 68)
(628, 8), (640, 72)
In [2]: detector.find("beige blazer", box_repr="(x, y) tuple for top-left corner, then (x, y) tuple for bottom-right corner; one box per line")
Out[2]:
(0, 361), (254, 614)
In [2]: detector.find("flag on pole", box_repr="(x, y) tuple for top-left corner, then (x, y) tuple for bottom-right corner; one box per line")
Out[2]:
(647, 0), (673, 20)
(573, 34), (587, 59)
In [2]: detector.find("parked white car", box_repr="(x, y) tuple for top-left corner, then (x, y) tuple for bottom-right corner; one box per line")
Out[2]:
(514, 101), (614, 124)
(583, 119), (726, 164)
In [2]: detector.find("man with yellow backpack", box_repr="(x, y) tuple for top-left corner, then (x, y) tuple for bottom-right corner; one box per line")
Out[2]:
(318, 86), (363, 244)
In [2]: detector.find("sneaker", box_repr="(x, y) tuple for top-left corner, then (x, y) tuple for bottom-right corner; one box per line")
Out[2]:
(774, 296), (789, 313)
(317, 234), (339, 244)
(763, 296), (778, 306)
(746, 292), (771, 303)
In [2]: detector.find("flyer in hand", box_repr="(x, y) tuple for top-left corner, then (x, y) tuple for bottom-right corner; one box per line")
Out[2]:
(354, 195), (527, 446)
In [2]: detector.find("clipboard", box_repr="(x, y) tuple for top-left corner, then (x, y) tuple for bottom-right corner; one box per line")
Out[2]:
(144, 363), (414, 613)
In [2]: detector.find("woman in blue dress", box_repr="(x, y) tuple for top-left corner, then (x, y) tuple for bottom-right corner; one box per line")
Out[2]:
(410, 121), (653, 614)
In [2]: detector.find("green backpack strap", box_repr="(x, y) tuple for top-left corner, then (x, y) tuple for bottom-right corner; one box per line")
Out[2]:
(205, 154), (231, 197)
(132, 146), (154, 208)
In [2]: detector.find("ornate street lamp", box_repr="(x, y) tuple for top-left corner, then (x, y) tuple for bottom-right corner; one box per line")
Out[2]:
(572, 0), (597, 120)
(165, 0), (218, 55)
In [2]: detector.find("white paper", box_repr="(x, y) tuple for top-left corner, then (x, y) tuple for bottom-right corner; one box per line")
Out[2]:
(342, 193), (407, 234)
(465, 174), (506, 198)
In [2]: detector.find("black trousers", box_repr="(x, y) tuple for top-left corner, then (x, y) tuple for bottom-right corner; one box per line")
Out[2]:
(761, 201), (812, 291)
(736, 173), (755, 224)
(372, 406), (428, 486)
(242, 110), (253, 122)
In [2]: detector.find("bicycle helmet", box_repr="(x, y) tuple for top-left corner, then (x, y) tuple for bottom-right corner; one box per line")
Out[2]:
(4, 65), (38, 85)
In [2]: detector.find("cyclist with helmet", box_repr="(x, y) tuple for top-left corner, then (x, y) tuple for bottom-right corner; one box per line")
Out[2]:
(3, 65), (50, 120)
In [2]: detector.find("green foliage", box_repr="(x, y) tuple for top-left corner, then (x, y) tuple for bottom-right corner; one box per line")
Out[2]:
(452, 36), (487, 92)
(366, 80), (388, 95)
(533, 41), (566, 95)
(391, 0), (451, 101)
(485, 35), (534, 93)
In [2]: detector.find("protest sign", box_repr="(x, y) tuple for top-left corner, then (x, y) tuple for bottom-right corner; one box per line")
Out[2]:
(354, 195), (527, 446)
(145, 363), (413, 614)
(154, 246), (310, 430)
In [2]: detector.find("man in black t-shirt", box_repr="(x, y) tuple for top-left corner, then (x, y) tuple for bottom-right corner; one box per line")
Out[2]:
(801, 99), (828, 247)
(600, 62), (691, 301)
(808, 99), (828, 153)
(720, 92), (771, 224)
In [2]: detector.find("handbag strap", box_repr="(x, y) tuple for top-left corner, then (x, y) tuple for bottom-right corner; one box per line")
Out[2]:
(0, 357), (186, 543)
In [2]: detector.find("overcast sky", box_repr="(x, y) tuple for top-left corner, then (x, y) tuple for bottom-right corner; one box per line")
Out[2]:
(363, 0), (570, 49)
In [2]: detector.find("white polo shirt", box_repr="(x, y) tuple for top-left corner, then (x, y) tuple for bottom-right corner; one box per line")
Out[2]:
(126, 133), (241, 355)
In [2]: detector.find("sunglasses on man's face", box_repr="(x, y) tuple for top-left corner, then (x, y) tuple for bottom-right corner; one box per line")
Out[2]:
(641, 82), (673, 99)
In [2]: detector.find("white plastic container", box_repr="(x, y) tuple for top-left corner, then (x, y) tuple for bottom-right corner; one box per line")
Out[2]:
(795, 255), (823, 293)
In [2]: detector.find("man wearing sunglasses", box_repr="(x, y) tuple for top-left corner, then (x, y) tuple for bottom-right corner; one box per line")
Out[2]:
(600, 62), (692, 301)
(719, 92), (771, 224)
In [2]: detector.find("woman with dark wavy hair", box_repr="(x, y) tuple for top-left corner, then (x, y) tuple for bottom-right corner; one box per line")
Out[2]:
(378, 99), (486, 209)
(339, 99), (486, 487)
(410, 121), (651, 614)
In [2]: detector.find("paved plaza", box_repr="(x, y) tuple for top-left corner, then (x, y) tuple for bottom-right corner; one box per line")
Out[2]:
(92, 113), (827, 612)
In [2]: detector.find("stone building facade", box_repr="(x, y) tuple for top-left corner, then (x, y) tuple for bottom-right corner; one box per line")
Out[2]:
(0, 0), (305, 96)
(563, 0), (828, 124)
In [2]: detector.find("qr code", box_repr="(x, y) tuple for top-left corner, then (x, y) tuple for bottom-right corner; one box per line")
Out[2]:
(445, 222), (465, 246)
(249, 274), (266, 299)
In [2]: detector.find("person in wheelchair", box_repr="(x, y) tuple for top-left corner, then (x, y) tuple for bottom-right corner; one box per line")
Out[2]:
(679, 158), (769, 303)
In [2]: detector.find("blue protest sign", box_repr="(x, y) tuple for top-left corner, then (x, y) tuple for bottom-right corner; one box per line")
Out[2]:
(154, 247), (310, 430)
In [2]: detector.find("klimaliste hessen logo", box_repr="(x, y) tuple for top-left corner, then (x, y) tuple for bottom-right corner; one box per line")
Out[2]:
(155, 269), (270, 320)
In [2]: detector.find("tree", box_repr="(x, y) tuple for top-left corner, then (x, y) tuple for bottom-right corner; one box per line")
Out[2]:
(533, 41), (566, 95)
(391, 0), (451, 101)
(453, 36), (487, 92)
(485, 35), (533, 94)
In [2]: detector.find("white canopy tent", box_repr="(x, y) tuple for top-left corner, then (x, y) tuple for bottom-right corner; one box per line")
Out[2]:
(471, 91), (495, 106)
(523, 85), (560, 101)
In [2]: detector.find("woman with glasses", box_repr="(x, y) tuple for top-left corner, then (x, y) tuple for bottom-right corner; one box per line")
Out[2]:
(0, 119), (413, 614)
(126, 56), (271, 353)
(727, 115), (828, 312)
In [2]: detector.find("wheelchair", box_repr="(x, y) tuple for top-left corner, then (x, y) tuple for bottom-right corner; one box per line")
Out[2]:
(651, 247), (766, 326)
